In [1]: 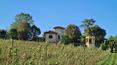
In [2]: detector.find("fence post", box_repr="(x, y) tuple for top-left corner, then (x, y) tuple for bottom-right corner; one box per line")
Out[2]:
(11, 39), (14, 48)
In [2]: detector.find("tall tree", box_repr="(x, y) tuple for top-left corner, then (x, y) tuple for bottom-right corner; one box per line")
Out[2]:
(90, 25), (106, 47)
(29, 25), (41, 41)
(10, 13), (41, 40)
(63, 24), (81, 44)
(10, 13), (33, 40)
(80, 18), (96, 35)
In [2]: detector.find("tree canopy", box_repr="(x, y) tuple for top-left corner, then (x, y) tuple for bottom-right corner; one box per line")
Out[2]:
(9, 13), (41, 40)
(63, 24), (81, 44)
(8, 29), (18, 39)
(80, 19), (96, 35)
(90, 25), (106, 41)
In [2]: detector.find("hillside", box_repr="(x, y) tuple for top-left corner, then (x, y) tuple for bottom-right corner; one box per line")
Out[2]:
(0, 39), (116, 65)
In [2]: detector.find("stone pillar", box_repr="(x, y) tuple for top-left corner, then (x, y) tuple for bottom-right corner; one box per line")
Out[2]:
(85, 38), (90, 48)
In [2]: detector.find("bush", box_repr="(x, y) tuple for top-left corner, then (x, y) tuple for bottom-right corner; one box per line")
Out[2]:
(62, 35), (71, 44)
(101, 43), (109, 51)
(38, 37), (45, 42)
(0, 29), (7, 39)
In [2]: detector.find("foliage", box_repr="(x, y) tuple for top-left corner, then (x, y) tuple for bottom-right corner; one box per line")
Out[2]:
(80, 18), (95, 35)
(8, 29), (18, 39)
(90, 25), (106, 41)
(0, 29), (7, 39)
(17, 22), (31, 40)
(62, 35), (71, 44)
(109, 35), (117, 42)
(9, 13), (41, 40)
(101, 43), (109, 51)
(90, 25), (106, 47)
(108, 36), (117, 53)
(29, 25), (41, 41)
(63, 24), (81, 44)
(38, 37), (45, 42)
(11, 13), (33, 30)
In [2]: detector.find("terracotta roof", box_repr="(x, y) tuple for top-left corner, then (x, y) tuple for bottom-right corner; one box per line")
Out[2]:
(53, 26), (65, 29)
(44, 30), (58, 34)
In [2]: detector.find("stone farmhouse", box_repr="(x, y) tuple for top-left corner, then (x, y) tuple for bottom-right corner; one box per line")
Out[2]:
(44, 26), (65, 43)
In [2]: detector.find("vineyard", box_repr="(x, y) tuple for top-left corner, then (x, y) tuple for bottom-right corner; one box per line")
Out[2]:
(0, 39), (116, 65)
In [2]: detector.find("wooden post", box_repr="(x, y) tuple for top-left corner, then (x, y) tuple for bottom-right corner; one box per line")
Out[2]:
(11, 39), (14, 48)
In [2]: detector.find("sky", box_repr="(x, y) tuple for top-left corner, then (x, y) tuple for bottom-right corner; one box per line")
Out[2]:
(0, 0), (117, 37)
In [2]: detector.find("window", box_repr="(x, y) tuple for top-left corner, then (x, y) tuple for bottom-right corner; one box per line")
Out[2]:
(89, 39), (92, 43)
(49, 35), (53, 39)
(58, 35), (60, 39)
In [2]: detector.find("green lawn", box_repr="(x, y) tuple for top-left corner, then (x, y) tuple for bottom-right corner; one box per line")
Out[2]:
(0, 39), (115, 65)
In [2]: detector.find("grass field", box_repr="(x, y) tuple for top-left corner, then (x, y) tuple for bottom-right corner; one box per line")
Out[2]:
(97, 53), (117, 65)
(0, 39), (116, 65)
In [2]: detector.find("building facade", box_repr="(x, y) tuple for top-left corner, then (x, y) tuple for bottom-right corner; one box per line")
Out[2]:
(44, 26), (65, 43)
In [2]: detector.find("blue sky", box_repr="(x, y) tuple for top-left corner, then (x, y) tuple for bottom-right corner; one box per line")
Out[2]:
(0, 0), (117, 37)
